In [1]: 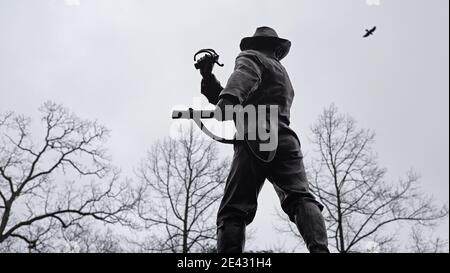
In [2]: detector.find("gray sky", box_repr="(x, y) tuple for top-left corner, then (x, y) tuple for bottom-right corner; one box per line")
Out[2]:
(0, 0), (448, 251)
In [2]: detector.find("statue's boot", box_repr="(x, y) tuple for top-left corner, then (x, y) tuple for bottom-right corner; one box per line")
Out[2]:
(294, 202), (330, 253)
(217, 220), (246, 253)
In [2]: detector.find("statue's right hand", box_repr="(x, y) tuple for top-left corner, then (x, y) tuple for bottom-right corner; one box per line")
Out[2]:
(197, 55), (215, 78)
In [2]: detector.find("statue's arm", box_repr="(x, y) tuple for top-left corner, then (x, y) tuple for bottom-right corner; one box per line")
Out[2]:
(200, 74), (224, 105)
(213, 53), (264, 121)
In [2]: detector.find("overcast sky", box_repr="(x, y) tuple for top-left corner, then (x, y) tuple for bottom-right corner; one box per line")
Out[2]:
(0, 0), (448, 251)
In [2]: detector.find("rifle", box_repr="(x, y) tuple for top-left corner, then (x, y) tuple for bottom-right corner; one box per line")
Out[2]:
(171, 108), (235, 144)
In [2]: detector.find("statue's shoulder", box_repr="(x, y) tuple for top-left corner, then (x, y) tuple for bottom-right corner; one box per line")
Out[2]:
(238, 49), (264, 59)
(236, 50), (267, 67)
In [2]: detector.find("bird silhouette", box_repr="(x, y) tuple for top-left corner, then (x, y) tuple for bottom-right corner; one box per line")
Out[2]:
(363, 26), (377, 38)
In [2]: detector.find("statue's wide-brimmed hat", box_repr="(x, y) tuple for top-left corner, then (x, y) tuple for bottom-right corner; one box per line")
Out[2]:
(240, 26), (291, 60)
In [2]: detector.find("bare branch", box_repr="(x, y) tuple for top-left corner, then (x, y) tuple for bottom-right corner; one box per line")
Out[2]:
(135, 125), (229, 253)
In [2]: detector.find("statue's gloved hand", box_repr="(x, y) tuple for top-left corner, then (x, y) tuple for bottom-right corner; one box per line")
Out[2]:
(199, 55), (227, 105)
(197, 55), (215, 78)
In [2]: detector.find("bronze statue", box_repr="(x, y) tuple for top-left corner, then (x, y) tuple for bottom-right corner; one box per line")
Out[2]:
(191, 27), (330, 253)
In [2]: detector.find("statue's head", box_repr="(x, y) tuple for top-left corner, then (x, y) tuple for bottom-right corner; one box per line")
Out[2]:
(240, 26), (291, 60)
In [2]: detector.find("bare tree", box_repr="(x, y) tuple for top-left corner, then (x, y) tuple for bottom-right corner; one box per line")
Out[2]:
(54, 220), (125, 253)
(0, 102), (137, 252)
(408, 226), (449, 253)
(136, 125), (229, 253)
(0, 219), (126, 253)
(277, 105), (448, 253)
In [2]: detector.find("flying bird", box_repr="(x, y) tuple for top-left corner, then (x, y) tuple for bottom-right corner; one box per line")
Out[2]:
(363, 26), (377, 38)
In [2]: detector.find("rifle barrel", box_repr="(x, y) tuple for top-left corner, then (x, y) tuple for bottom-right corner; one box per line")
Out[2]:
(171, 109), (215, 119)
